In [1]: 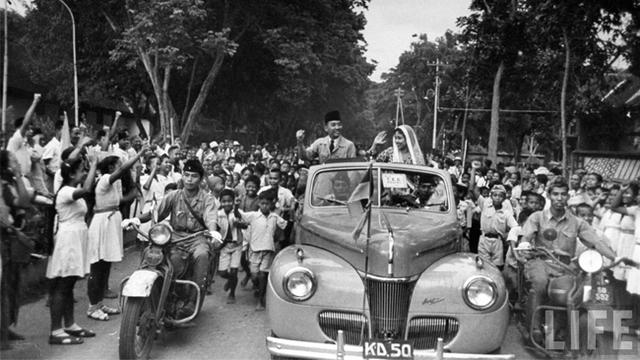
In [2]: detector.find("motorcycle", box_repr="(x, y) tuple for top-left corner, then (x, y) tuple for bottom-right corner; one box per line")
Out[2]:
(118, 222), (211, 359)
(512, 243), (638, 358)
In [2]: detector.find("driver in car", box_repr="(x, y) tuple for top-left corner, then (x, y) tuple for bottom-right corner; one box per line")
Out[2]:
(518, 177), (617, 342)
(127, 159), (220, 319)
(321, 172), (352, 205)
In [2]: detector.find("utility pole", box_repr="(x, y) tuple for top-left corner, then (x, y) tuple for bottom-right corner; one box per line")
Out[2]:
(2, 0), (8, 144)
(425, 59), (452, 151)
(56, 0), (79, 126)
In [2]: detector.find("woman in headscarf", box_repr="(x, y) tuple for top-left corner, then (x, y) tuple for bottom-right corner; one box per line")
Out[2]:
(373, 125), (425, 165)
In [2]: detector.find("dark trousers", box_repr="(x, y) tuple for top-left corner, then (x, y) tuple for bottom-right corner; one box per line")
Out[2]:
(524, 259), (568, 331)
(0, 261), (21, 343)
(50, 276), (79, 331)
(169, 237), (211, 305)
(88, 260), (111, 305)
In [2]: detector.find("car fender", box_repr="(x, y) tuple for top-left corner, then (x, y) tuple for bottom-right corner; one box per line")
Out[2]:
(269, 245), (365, 309)
(122, 269), (160, 297)
(410, 252), (507, 314)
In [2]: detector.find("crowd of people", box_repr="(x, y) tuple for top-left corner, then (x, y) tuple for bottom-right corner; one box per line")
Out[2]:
(1, 98), (640, 349)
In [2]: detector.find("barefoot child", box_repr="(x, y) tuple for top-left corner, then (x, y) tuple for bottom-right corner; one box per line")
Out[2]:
(240, 189), (288, 310)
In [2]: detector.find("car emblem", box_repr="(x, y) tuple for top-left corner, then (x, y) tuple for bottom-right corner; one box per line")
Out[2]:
(422, 297), (445, 305)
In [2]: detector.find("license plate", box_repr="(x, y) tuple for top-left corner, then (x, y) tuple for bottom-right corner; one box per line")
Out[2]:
(363, 339), (413, 359)
(592, 285), (613, 305)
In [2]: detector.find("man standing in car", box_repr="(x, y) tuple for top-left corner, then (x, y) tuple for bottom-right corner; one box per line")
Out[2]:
(295, 110), (356, 164)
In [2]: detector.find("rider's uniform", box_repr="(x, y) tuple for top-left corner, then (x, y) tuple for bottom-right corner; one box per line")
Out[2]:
(520, 208), (615, 331)
(156, 188), (218, 303)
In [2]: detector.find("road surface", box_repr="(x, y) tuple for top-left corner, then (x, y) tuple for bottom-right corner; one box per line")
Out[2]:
(5, 246), (639, 359)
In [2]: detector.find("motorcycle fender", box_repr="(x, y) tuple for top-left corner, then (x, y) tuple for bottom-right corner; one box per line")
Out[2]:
(122, 269), (159, 297)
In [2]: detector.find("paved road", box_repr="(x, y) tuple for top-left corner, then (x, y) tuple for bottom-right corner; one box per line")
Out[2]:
(5, 246), (639, 359)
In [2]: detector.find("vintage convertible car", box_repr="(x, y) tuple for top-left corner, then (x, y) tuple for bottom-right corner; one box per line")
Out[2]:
(266, 162), (513, 359)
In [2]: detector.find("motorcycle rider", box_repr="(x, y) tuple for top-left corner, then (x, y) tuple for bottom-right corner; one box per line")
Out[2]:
(127, 159), (220, 319)
(517, 177), (618, 343)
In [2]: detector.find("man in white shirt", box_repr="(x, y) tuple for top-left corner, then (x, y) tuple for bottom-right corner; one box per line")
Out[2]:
(7, 94), (41, 177)
(43, 120), (63, 192)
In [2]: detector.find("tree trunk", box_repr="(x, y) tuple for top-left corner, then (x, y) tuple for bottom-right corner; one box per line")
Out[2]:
(487, 61), (504, 164)
(181, 49), (226, 143)
(162, 65), (172, 140)
(460, 85), (471, 148)
(181, 57), (199, 128)
(561, 28), (570, 178)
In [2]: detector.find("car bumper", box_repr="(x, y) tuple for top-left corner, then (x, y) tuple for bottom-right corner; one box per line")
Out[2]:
(266, 336), (515, 360)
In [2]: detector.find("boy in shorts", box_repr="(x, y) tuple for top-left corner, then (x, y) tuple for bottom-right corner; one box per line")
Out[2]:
(240, 189), (288, 310)
(216, 189), (246, 304)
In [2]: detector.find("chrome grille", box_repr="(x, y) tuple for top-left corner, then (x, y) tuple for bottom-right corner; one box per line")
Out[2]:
(366, 279), (416, 339)
(407, 316), (459, 349)
(318, 311), (368, 345)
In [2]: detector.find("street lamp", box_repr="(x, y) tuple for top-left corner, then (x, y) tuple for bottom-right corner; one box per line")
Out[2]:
(55, 0), (78, 126)
(2, 0), (9, 142)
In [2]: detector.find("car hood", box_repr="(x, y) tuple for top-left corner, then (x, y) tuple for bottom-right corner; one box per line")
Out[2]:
(297, 209), (460, 278)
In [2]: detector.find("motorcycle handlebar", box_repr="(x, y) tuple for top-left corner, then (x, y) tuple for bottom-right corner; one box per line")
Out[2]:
(127, 224), (210, 244)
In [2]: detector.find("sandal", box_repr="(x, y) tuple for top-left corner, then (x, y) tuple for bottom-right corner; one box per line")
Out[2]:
(87, 308), (109, 321)
(64, 328), (96, 338)
(100, 304), (120, 315)
(49, 335), (84, 345)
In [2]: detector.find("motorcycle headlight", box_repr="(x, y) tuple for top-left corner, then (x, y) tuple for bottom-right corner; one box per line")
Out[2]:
(578, 249), (603, 273)
(463, 276), (497, 310)
(283, 267), (316, 301)
(149, 224), (172, 245)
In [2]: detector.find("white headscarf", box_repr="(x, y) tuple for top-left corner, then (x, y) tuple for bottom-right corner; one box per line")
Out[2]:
(392, 125), (425, 165)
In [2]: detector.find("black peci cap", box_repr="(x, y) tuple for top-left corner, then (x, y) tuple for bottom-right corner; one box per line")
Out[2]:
(324, 110), (341, 123)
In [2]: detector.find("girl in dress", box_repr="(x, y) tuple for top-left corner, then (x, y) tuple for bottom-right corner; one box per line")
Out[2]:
(372, 125), (425, 165)
(47, 150), (98, 344)
(86, 148), (146, 320)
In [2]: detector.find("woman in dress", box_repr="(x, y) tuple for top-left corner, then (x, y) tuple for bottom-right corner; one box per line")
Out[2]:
(47, 150), (98, 345)
(372, 125), (425, 165)
(86, 148), (146, 320)
(611, 183), (639, 281)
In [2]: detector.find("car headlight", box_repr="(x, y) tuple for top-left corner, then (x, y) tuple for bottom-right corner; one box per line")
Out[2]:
(463, 276), (497, 310)
(283, 267), (316, 301)
(149, 223), (172, 245)
(578, 249), (603, 273)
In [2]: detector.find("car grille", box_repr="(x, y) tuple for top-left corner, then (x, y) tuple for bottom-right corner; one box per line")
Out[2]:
(318, 311), (368, 345)
(407, 316), (459, 349)
(366, 279), (416, 339)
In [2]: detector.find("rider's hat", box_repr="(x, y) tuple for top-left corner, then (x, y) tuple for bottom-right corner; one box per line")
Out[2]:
(183, 159), (204, 177)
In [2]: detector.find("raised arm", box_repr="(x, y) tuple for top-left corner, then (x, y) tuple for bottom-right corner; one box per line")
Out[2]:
(295, 130), (314, 162)
(71, 150), (98, 200)
(109, 145), (148, 184)
(108, 111), (122, 141)
(20, 94), (41, 137)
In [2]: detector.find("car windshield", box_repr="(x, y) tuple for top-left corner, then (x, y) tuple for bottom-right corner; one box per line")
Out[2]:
(311, 167), (448, 212)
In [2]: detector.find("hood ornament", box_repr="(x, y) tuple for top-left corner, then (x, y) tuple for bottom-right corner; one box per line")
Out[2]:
(380, 212), (395, 276)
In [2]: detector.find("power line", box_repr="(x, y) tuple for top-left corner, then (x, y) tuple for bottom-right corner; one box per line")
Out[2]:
(438, 106), (558, 114)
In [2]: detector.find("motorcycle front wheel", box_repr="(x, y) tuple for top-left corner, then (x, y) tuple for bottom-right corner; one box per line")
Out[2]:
(119, 297), (156, 359)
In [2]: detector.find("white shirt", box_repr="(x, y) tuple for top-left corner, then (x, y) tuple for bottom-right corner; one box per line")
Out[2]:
(7, 130), (31, 177)
(43, 137), (62, 174)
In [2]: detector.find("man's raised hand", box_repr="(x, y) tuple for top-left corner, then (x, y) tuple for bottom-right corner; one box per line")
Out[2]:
(296, 130), (305, 142)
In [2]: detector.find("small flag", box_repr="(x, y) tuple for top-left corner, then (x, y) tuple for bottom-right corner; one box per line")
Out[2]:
(349, 163), (374, 240)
